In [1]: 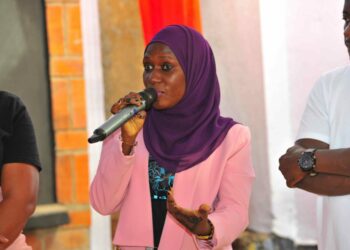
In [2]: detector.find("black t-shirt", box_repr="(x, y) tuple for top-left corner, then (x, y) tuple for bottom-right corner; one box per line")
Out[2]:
(0, 91), (41, 175)
(148, 155), (174, 248)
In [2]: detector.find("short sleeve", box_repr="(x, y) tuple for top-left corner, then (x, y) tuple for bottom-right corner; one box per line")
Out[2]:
(2, 94), (41, 171)
(296, 77), (330, 144)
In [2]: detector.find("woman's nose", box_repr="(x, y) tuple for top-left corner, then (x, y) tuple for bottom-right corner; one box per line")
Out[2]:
(149, 69), (162, 85)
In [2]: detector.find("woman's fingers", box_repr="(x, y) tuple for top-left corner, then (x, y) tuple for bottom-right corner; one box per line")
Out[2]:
(198, 204), (211, 219)
(125, 92), (143, 106)
(135, 110), (147, 120)
(166, 188), (178, 213)
(166, 189), (212, 234)
(111, 98), (124, 114)
(110, 92), (143, 114)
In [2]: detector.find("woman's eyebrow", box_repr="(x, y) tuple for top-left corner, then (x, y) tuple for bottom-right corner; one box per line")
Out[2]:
(143, 55), (175, 60)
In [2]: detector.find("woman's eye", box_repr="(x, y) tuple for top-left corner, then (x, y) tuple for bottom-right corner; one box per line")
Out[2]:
(162, 63), (172, 72)
(144, 64), (153, 72)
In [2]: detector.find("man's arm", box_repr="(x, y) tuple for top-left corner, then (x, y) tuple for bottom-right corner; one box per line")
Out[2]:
(0, 163), (39, 249)
(279, 138), (350, 196)
(0, 235), (8, 245)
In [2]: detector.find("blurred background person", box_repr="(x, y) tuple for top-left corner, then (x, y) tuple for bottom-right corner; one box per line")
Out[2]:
(279, 1), (350, 249)
(0, 91), (40, 250)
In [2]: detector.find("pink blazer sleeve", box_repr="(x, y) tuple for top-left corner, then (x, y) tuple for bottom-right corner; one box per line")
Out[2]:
(89, 130), (136, 215)
(204, 125), (255, 249)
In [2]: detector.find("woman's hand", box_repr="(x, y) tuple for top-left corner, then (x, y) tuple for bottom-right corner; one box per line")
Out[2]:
(111, 92), (146, 154)
(167, 188), (213, 237)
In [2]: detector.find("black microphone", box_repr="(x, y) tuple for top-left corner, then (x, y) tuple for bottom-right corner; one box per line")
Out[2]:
(88, 88), (157, 144)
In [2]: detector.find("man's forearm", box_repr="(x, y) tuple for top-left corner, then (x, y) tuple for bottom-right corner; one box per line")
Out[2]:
(0, 199), (35, 248)
(296, 173), (350, 196)
(281, 139), (350, 194)
(315, 148), (350, 177)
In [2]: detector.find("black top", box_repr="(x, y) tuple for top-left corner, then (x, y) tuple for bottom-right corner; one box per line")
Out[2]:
(0, 91), (41, 174)
(148, 155), (174, 248)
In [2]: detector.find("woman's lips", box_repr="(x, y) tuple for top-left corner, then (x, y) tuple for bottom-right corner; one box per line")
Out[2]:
(156, 90), (165, 96)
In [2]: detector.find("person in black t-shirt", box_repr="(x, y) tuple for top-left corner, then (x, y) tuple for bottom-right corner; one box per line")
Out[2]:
(0, 91), (41, 250)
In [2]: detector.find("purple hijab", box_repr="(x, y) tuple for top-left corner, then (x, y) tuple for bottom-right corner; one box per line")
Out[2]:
(143, 25), (236, 173)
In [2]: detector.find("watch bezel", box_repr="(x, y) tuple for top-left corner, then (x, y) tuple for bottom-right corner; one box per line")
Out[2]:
(298, 148), (317, 172)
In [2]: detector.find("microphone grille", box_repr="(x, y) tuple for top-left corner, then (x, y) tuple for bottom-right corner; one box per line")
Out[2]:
(139, 88), (157, 110)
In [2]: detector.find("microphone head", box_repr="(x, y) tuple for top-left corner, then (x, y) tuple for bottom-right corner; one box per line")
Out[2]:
(139, 88), (157, 110)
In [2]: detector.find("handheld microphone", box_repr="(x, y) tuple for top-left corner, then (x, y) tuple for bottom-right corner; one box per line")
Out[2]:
(88, 88), (157, 144)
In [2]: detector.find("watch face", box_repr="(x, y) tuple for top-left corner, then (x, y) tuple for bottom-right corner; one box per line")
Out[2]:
(298, 152), (315, 172)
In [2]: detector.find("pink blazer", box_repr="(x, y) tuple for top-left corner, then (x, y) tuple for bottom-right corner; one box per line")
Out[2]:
(90, 124), (255, 250)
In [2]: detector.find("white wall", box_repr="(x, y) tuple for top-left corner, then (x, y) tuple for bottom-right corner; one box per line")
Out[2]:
(201, 0), (273, 233)
(201, 0), (348, 243)
(80, 1), (112, 249)
(259, 0), (296, 238)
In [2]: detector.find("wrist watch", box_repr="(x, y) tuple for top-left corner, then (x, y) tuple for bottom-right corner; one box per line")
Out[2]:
(298, 148), (318, 176)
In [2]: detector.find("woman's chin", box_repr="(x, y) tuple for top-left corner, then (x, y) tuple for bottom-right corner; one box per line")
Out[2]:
(152, 101), (171, 110)
(152, 102), (164, 110)
(153, 106), (166, 111)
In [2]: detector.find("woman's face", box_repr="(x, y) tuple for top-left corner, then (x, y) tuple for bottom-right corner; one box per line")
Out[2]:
(143, 43), (186, 110)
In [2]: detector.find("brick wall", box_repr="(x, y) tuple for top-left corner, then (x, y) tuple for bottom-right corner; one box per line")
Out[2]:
(25, 0), (91, 249)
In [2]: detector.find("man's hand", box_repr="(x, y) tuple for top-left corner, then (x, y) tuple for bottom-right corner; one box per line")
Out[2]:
(167, 188), (213, 236)
(0, 234), (8, 244)
(0, 163), (39, 248)
(279, 145), (308, 187)
(0, 234), (9, 250)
